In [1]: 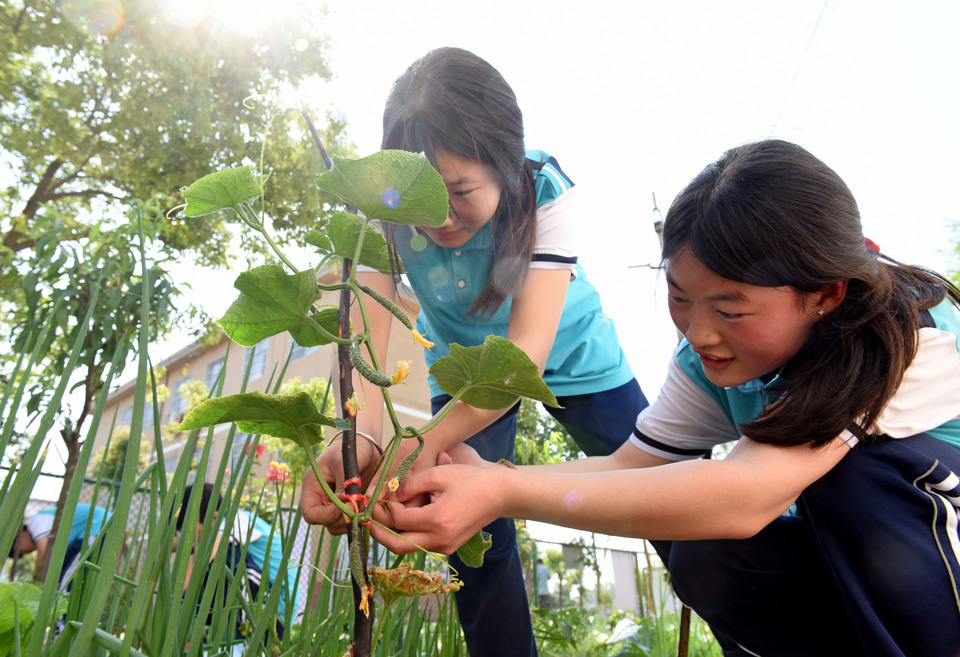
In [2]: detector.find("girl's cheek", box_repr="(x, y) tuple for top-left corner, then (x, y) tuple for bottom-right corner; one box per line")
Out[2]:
(667, 303), (687, 334)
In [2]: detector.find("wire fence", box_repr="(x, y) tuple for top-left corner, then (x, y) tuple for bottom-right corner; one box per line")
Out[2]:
(5, 469), (325, 619)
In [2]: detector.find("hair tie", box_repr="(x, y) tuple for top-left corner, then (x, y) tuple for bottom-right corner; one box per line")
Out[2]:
(864, 237), (880, 254)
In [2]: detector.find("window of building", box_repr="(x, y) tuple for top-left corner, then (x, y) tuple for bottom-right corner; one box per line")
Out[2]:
(205, 357), (225, 393)
(118, 406), (133, 426)
(289, 341), (317, 363)
(242, 337), (270, 380)
(118, 403), (153, 428)
(168, 375), (192, 424)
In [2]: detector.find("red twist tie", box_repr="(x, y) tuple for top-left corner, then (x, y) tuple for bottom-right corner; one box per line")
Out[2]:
(864, 237), (880, 254)
(342, 476), (370, 523)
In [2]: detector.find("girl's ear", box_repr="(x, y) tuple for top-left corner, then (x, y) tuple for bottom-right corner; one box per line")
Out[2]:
(815, 279), (849, 314)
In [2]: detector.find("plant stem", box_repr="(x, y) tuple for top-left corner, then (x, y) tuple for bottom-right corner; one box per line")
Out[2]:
(235, 201), (299, 273)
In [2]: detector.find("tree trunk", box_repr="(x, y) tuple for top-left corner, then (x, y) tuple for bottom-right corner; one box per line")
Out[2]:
(36, 428), (81, 582)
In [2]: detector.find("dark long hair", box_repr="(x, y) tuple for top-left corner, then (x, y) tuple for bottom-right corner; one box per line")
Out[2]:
(662, 139), (960, 447)
(381, 47), (538, 317)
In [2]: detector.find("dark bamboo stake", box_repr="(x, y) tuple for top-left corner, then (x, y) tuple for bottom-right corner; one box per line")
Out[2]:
(338, 257), (374, 656)
(305, 107), (374, 655)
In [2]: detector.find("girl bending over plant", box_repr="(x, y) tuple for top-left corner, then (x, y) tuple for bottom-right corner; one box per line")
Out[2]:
(368, 139), (960, 657)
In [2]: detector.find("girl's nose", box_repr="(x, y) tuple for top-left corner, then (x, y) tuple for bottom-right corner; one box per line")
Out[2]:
(683, 310), (721, 349)
(441, 215), (455, 228)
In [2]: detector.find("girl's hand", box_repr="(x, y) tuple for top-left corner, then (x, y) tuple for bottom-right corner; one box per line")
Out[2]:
(369, 464), (505, 555)
(299, 436), (381, 535)
(441, 442), (489, 467)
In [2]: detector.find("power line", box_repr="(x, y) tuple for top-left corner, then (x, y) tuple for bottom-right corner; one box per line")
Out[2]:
(771, 0), (838, 131)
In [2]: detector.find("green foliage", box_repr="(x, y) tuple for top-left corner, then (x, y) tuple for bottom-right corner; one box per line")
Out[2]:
(1, 0), (349, 262)
(430, 336), (560, 410)
(1, 0), (350, 569)
(87, 426), (151, 480)
(455, 530), (493, 569)
(217, 265), (339, 347)
(516, 398), (582, 466)
(0, 295), (717, 656)
(0, 581), (66, 657)
(170, 147), (584, 655)
(314, 151), (449, 225)
(534, 608), (721, 657)
(265, 376), (338, 481)
(180, 166), (265, 218)
(318, 211), (406, 275)
(177, 391), (347, 444)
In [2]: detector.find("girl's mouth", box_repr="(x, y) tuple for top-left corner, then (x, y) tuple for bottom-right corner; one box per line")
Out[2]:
(697, 352), (734, 370)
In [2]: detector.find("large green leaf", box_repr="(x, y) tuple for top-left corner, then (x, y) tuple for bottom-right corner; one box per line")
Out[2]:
(0, 581), (59, 657)
(176, 391), (347, 444)
(218, 265), (322, 346)
(180, 166), (263, 217)
(429, 336), (560, 410)
(288, 307), (342, 348)
(319, 211), (404, 274)
(456, 530), (492, 568)
(315, 151), (448, 226)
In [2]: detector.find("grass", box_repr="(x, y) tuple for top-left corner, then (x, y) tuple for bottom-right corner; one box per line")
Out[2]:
(0, 231), (719, 656)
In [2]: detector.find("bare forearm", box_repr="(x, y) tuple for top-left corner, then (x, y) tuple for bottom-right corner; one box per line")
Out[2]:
(500, 460), (779, 540)
(499, 438), (849, 540)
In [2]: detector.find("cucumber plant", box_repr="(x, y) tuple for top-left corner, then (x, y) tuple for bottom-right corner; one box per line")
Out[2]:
(174, 148), (558, 655)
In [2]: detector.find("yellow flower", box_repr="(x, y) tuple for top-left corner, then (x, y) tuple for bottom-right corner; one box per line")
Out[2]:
(390, 360), (412, 385)
(388, 477), (400, 493)
(412, 329), (434, 349)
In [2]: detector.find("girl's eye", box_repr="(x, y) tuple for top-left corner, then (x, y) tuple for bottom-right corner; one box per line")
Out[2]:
(450, 189), (474, 197)
(717, 310), (743, 320)
(667, 294), (687, 304)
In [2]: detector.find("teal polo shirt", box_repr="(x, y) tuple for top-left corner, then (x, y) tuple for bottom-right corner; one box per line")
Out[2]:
(396, 150), (634, 399)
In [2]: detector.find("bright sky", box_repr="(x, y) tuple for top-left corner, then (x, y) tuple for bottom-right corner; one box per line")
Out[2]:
(291, 0), (960, 399)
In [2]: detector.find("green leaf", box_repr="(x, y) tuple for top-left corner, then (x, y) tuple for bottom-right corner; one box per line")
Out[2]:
(181, 166), (263, 217)
(429, 336), (560, 410)
(315, 151), (448, 226)
(304, 229), (333, 253)
(321, 211), (404, 274)
(175, 391), (348, 444)
(0, 581), (49, 657)
(456, 530), (492, 568)
(217, 265), (320, 346)
(288, 307), (341, 348)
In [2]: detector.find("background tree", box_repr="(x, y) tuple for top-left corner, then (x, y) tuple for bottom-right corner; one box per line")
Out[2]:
(543, 549), (568, 612)
(0, 0), (351, 577)
(515, 398), (582, 466)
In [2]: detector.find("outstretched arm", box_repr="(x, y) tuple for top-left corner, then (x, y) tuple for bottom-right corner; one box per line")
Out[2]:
(371, 436), (850, 554)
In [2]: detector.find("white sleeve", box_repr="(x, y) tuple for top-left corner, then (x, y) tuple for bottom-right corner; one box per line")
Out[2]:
(531, 186), (580, 278)
(230, 512), (263, 544)
(630, 354), (742, 461)
(25, 510), (56, 540)
(868, 326), (960, 438)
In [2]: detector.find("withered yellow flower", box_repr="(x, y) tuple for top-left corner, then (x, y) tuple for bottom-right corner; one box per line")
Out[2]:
(368, 562), (462, 609)
(412, 329), (434, 349)
(359, 582), (374, 618)
(391, 360), (412, 385)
